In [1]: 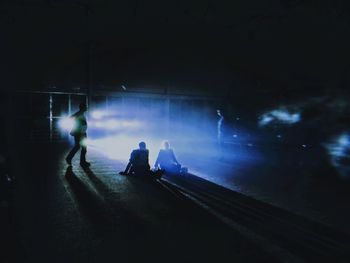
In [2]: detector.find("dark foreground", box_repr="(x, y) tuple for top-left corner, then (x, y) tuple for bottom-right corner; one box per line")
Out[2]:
(2, 142), (281, 263)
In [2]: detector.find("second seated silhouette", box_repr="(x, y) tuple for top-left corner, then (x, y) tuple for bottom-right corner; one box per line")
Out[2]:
(154, 141), (182, 174)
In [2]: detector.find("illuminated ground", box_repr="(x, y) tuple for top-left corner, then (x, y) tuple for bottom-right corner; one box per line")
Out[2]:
(11, 142), (278, 263)
(75, 134), (350, 234)
(176, 143), (350, 235)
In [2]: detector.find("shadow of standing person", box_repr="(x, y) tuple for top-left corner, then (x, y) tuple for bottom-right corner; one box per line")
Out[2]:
(64, 166), (114, 234)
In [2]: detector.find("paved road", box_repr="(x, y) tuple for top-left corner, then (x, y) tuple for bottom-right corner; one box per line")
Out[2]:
(9, 142), (279, 263)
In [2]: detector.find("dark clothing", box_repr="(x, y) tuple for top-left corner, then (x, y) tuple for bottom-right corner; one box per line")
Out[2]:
(160, 163), (181, 174)
(154, 149), (181, 174)
(124, 149), (150, 175)
(120, 147), (164, 179)
(69, 111), (87, 136)
(130, 149), (149, 167)
(66, 134), (87, 163)
(66, 110), (88, 163)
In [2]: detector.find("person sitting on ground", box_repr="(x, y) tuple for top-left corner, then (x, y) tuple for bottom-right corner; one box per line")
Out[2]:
(154, 141), (181, 174)
(119, 141), (150, 176)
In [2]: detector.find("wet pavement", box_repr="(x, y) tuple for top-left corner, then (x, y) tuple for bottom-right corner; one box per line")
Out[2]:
(9, 142), (279, 263)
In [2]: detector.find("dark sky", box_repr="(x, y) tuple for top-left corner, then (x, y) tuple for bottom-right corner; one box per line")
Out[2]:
(1, 0), (350, 95)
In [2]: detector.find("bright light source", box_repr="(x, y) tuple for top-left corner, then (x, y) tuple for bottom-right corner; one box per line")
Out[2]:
(58, 117), (75, 131)
(86, 135), (161, 164)
(81, 138), (88, 147)
(105, 120), (119, 129)
(259, 109), (301, 126)
(259, 115), (274, 126)
(89, 119), (142, 131)
(91, 110), (108, 119)
(325, 133), (350, 178)
(338, 134), (349, 147)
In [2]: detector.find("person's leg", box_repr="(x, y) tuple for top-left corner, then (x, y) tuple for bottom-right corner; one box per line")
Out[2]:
(79, 134), (89, 166)
(66, 136), (80, 165)
(161, 163), (180, 174)
(133, 166), (149, 176)
(80, 145), (87, 162)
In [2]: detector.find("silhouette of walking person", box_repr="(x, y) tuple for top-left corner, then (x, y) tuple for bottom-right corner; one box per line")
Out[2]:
(65, 102), (91, 167)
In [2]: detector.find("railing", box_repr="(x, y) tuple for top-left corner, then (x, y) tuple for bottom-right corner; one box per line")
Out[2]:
(11, 90), (223, 142)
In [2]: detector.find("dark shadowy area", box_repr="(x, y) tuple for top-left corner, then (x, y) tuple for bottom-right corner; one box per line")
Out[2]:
(11, 143), (278, 262)
(2, 1), (350, 262)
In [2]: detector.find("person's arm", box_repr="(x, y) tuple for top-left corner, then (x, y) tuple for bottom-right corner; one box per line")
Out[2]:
(70, 111), (79, 118)
(154, 151), (161, 168)
(123, 162), (132, 173)
(146, 150), (150, 169)
(170, 149), (180, 165)
(121, 151), (134, 174)
(129, 150), (136, 163)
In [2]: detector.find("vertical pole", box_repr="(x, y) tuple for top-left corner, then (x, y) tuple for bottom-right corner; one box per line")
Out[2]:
(86, 94), (89, 109)
(49, 94), (53, 141)
(87, 43), (93, 106)
(68, 94), (72, 115)
(68, 94), (72, 141)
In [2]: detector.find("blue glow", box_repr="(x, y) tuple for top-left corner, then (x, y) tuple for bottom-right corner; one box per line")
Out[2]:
(325, 133), (350, 178)
(338, 134), (349, 147)
(89, 119), (142, 131)
(91, 110), (107, 119)
(60, 98), (263, 185)
(86, 135), (162, 165)
(259, 109), (301, 126)
(58, 117), (75, 131)
(259, 115), (274, 126)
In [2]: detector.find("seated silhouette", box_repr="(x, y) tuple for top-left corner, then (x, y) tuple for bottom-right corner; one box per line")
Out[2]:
(119, 141), (163, 179)
(154, 141), (182, 174)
